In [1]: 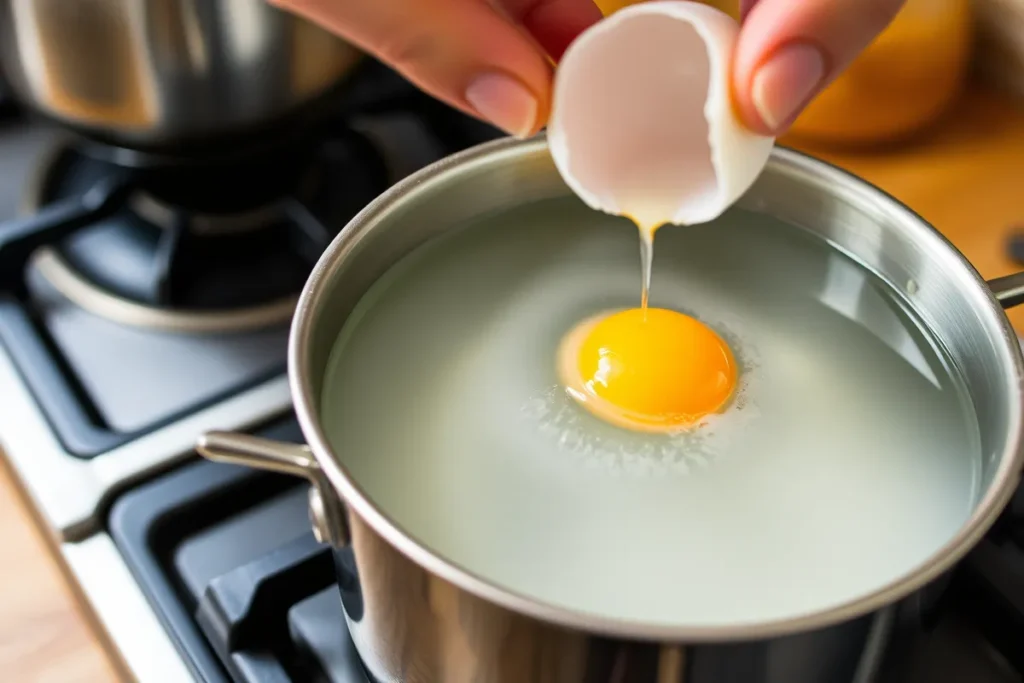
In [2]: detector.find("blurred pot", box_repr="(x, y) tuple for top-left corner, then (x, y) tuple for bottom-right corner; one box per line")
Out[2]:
(0, 0), (362, 149)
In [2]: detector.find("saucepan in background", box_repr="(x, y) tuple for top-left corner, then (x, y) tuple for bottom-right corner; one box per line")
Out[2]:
(0, 0), (363, 150)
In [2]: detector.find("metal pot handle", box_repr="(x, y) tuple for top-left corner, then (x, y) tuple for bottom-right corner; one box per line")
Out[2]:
(988, 272), (1024, 309)
(197, 431), (350, 548)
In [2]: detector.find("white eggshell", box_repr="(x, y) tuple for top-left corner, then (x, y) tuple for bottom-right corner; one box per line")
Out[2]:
(548, 1), (775, 227)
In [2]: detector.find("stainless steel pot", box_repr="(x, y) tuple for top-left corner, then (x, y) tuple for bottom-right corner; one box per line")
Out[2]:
(0, 0), (362, 148)
(197, 137), (1024, 683)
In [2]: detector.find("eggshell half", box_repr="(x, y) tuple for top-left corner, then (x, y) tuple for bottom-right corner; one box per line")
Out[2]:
(548, 1), (776, 227)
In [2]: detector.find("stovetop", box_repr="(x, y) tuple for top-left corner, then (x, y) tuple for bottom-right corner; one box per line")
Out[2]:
(0, 60), (1023, 683)
(0, 59), (498, 540)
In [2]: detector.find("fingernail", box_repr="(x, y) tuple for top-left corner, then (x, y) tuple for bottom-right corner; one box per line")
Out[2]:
(466, 72), (539, 138)
(751, 43), (826, 132)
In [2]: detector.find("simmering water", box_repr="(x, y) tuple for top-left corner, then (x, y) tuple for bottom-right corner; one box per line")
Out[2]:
(320, 198), (981, 627)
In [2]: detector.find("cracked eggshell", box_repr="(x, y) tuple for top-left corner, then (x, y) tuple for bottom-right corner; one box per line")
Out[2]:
(548, 1), (776, 227)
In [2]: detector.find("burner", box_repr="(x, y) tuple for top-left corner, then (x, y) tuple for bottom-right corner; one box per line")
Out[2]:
(0, 71), (491, 456)
(21, 133), (386, 333)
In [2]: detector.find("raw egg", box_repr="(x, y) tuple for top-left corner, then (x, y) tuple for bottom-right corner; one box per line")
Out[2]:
(548, 0), (775, 233)
(548, 1), (767, 432)
(558, 308), (737, 433)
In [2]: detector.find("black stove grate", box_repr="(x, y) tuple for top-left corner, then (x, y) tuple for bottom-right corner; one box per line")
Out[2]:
(108, 414), (371, 683)
(0, 60), (500, 458)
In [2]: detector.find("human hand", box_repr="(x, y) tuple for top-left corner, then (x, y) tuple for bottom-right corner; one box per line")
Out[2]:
(270, 0), (602, 138)
(270, 0), (906, 138)
(734, 0), (907, 135)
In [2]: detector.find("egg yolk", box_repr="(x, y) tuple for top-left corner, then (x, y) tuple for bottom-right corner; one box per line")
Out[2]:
(558, 308), (737, 432)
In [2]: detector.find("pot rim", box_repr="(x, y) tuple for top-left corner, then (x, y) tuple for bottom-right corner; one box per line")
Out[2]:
(289, 134), (1024, 642)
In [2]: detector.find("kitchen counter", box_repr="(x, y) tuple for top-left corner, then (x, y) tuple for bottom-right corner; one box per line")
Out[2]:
(2, 84), (1024, 682)
(0, 461), (120, 682)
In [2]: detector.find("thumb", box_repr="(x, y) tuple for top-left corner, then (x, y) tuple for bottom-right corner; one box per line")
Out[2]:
(733, 0), (907, 135)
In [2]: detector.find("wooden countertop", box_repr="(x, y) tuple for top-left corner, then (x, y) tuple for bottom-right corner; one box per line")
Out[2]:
(2, 85), (1024, 682)
(0, 464), (120, 682)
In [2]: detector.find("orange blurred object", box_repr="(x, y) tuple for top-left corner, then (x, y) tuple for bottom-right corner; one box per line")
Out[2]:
(593, 0), (974, 146)
(594, 1), (738, 21)
(789, 0), (973, 146)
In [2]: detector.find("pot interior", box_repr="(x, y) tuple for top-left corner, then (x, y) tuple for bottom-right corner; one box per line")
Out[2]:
(292, 137), (1023, 634)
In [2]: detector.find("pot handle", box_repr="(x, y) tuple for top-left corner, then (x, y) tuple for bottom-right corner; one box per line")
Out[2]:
(197, 431), (350, 548)
(988, 272), (1024, 309)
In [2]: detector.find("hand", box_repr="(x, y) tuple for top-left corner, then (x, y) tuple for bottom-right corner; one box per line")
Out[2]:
(270, 0), (602, 138)
(270, 0), (906, 138)
(734, 0), (907, 135)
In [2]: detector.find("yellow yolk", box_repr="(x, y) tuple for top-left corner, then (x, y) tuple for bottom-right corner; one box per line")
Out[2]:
(558, 308), (737, 432)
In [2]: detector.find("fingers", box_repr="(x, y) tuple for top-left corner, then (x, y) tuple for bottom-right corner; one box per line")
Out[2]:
(733, 0), (907, 134)
(277, 0), (899, 138)
(499, 0), (604, 59)
(272, 0), (548, 136)
(271, 0), (600, 137)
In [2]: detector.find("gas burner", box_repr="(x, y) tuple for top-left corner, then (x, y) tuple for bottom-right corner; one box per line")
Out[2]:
(0, 75), (486, 456)
(22, 133), (386, 333)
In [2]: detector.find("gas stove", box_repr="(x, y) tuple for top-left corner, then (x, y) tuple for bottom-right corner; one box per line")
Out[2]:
(0, 61), (1022, 683)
